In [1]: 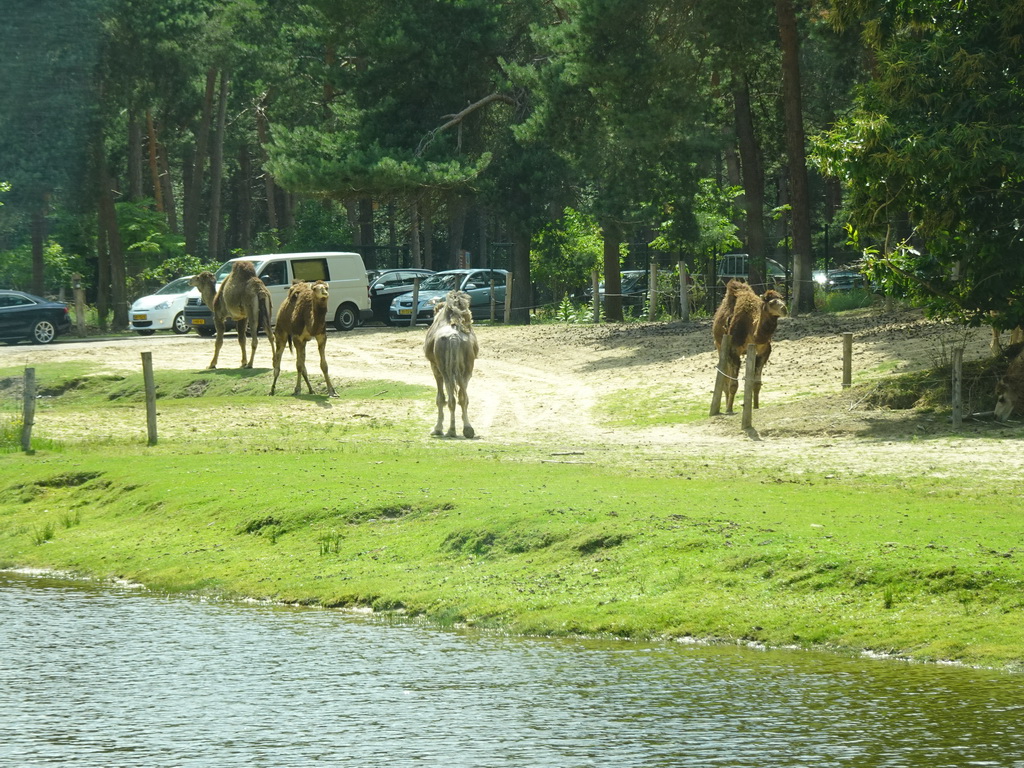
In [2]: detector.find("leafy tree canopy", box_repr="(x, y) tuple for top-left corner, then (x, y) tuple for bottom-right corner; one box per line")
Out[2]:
(816, 0), (1024, 328)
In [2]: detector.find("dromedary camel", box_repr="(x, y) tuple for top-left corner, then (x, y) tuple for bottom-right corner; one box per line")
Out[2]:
(270, 280), (337, 397)
(712, 279), (788, 413)
(189, 261), (275, 370)
(995, 347), (1024, 421)
(423, 290), (478, 438)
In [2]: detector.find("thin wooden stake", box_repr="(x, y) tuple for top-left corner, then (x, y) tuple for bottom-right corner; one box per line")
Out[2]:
(679, 260), (690, 322)
(842, 332), (853, 389)
(951, 347), (963, 430)
(409, 277), (420, 328)
(21, 367), (35, 453)
(503, 272), (513, 324)
(648, 261), (658, 321)
(742, 343), (756, 429)
(142, 352), (158, 446)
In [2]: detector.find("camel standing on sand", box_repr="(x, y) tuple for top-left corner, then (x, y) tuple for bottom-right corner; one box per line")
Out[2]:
(189, 261), (275, 369)
(995, 347), (1024, 421)
(712, 279), (788, 413)
(270, 280), (337, 397)
(424, 290), (478, 437)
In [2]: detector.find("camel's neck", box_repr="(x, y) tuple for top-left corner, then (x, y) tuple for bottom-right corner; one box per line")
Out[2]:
(198, 285), (216, 307)
(755, 313), (779, 344)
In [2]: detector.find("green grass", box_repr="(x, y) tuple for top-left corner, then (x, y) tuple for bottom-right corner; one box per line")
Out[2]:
(1, 363), (1023, 669)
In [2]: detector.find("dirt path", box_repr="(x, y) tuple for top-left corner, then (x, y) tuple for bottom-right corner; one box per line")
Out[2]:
(3, 308), (1020, 478)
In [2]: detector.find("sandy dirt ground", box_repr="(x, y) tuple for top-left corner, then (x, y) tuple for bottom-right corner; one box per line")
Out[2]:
(3, 307), (1021, 479)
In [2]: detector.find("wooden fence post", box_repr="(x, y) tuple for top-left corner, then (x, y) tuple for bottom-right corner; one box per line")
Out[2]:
(503, 272), (513, 324)
(710, 336), (732, 416)
(489, 278), (496, 322)
(72, 273), (87, 337)
(742, 343), (756, 429)
(951, 347), (963, 429)
(142, 352), (158, 446)
(409, 277), (420, 328)
(21, 368), (36, 453)
(842, 332), (853, 389)
(648, 261), (658, 322)
(679, 260), (690, 322)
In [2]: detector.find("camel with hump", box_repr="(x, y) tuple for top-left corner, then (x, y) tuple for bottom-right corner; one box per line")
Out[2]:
(189, 261), (275, 369)
(423, 290), (478, 437)
(270, 280), (337, 397)
(712, 279), (788, 413)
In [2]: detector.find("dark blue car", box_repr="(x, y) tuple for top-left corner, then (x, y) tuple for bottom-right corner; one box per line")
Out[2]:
(0, 290), (72, 344)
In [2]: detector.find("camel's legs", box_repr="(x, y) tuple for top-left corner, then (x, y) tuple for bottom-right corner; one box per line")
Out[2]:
(316, 334), (337, 396)
(235, 317), (251, 368)
(724, 352), (741, 413)
(431, 363), (447, 436)
(269, 331), (286, 394)
(247, 316), (260, 370)
(294, 339), (313, 395)
(209, 322), (226, 369)
(457, 382), (474, 438)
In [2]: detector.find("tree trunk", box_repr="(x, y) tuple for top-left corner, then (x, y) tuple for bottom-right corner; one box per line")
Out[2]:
(237, 145), (252, 253)
(602, 220), (623, 322)
(424, 209), (435, 269)
(158, 140), (176, 232)
(358, 197), (375, 267)
(478, 208), (489, 269)
(31, 206), (45, 295)
(448, 195), (467, 267)
(255, 98), (278, 231)
(776, 0), (814, 314)
(510, 224), (532, 325)
(145, 110), (164, 213)
(733, 74), (768, 290)
(96, 206), (110, 331)
(128, 111), (144, 201)
(99, 172), (128, 329)
(208, 70), (230, 261)
(184, 67), (217, 258)
(410, 199), (422, 268)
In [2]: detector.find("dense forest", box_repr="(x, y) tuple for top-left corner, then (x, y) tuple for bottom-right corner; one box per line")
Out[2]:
(1, 0), (1021, 329)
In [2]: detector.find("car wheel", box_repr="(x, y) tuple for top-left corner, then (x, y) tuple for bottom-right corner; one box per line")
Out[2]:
(136, 329), (156, 336)
(31, 319), (57, 344)
(335, 303), (358, 332)
(172, 312), (190, 334)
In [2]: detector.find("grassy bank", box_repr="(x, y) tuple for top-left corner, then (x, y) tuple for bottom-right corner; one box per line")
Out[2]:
(2, 364), (1023, 670)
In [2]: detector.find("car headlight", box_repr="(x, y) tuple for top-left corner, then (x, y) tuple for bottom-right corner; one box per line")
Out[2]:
(154, 301), (171, 310)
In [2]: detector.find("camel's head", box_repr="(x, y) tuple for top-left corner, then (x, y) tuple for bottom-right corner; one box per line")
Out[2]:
(189, 272), (215, 292)
(310, 280), (329, 302)
(995, 378), (1016, 421)
(762, 290), (788, 318)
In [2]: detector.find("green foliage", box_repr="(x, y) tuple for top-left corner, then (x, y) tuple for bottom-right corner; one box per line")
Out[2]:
(815, 0), (1024, 328)
(0, 240), (80, 294)
(532, 208), (603, 298)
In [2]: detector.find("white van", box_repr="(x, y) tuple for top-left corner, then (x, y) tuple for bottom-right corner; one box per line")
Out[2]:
(184, 251), (372, 332)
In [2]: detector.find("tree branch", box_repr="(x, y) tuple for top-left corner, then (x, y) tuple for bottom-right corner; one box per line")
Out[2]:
(416, 93), (516, 156)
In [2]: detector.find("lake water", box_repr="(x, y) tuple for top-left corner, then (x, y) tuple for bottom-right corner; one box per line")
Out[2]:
(2, 570), (1023, 767)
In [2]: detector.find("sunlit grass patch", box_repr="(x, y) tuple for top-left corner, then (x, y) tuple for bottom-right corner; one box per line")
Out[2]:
(597, 389), (707, 427)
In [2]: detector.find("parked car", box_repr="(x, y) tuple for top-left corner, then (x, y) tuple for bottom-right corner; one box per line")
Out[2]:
(0, 289), (72, 345)
(184, 252), (372, 335)
(716, 253), (787, 288)
(129, 276), (194, 335)
(583, 270), (651, 309)
(369, 268), (434, 324)
(823, 269), (868, 292)
(389, 268), (508, 324)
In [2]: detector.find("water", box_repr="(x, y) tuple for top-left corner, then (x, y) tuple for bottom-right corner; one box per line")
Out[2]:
(2, 571), (1023, 768)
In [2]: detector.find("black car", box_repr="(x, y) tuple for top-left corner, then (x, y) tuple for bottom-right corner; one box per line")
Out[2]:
(0, 290), (73, 345)
(369, 268), (434, 324)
